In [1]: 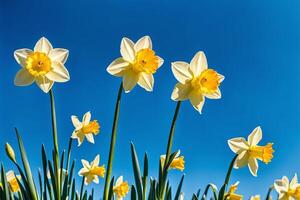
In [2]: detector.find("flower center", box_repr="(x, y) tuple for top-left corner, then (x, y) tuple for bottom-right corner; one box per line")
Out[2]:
(81, 120), (100, 135)
(248, 143), (274, 164)
(89, 166), (106, 177)
(191, 69), (220, 94)
(170, 156), (185, 171)
(8, 177), (20, 193)
(114, 182), (130, 198)
(132, 48), (159, 74)
(25, 52), (52, 77)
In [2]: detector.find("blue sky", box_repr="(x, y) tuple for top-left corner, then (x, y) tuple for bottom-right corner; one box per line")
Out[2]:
(1, 0), (300, 198)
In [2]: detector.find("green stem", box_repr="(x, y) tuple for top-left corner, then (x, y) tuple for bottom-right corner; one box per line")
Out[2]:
(265, 185), (274, 200)
(49, 89), (61, 200)
(80, 177), (85, 200)
(103, 83), (123, 200)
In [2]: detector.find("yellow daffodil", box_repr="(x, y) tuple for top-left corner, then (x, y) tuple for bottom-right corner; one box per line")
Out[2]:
(113, 176), (130, 200)
(107, 36), (164, 93)
(274, 174), (300, 200)
(78, 155), (105, 185)
(226, 182), (243, 200)
(250, 195), (260, 200)
(71, 111), (100, 146)
(6, 170), (21, 193)
(14, 37), (70, 93)
(160, 150), (185, 171)
(171, 51), (224, 113)
(228, 126), (274, 176)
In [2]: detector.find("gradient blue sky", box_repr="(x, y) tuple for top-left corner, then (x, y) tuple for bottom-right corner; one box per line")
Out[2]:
(1, 0), (300, 199)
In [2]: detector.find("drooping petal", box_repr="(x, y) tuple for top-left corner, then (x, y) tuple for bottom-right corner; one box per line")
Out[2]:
(71, 115), (82, 129)
(122, 70), (139, 93)
(74, 132), (85, 146)
(115, 176), (123, 187)
(14, 69), (35, 86)
(157, 56), (164, 68)
(46, 61), (70, 82)
(85, 174), (95, 185)
(120, 37), (135, 62)
(93, 175), (99, 184)
(234, 151), (249, 168)
(14, 49), (33, 67)
(134, 36), (152, 52)
(171, 83), (192, 101)
(137, 73), (154, 92)
(228, 137), (249, 153)
(86, 134), (95, 144)
(35, 76), (54, 93)
(83, 111), (91, 126)
(248, 126), (262, 146)
(171, 62), (193, 83)
(204, 88), (222, 99)
(190, 51), (208, 77)
(248, 157), (258, 176)
(189, 90), (205, 113)
(49, 48), (69, 64)
(107, 58), (130, 76)
(34, 37), (53, 54)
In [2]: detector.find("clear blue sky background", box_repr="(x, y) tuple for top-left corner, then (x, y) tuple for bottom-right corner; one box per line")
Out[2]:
(1, 0), (300, 199)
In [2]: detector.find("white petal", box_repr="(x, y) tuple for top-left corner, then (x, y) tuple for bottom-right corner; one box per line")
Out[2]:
(92, 155), (100, 167)
(234, 151), (249, 168)
(134, 36), (152, 52)
(171, 62), (193, 83)
(218, 73), (225, 83)
(120, 37), (135, 62)
(35, 76), (54, 93)
(86, 134), (95, 144)
(49, 48), (69, 64)
(190, 51), (208, 76)
(14, 49), (33, 66)
(34, 37), (53, 54)
(93, 175), (99, 184)
(204, 88), (221, 99)
(157, 56), (164, 68)
(228, 137), (249, 153)
(76, 132), (85, 146)
(122, 70), (139, 93)
(189, 90), (205, 113)
(14, 69), (35, 86)
(116, 176), (123, 186)
(274, 178), (289, 193)
(248, 158), (258, 176)
(83, 111), (91, 126)
(138, 73), (154, 92)
(248, 126), (262, 146)
(171, 83), (192, 101)
(46, 61), (70, 82)
(107, 58), (130, 76)
(81, 159), (90, 169)
(71, 115), (82, 129)
(290, 174), (298, 189)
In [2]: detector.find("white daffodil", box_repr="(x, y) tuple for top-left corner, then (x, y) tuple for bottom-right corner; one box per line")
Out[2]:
(71, 111), (100, 146)
(171, 51), (224, 113)
(228, 126), (274, 176)
(78, 155), (106, 185)
(107, 36), (164, 93)
(226, 182), (243, 200)
(113, 176), (130, 200)
(6, 170), (21, 193)
(274, 174), (300, 200)
(160, 150), (185, 171)
(14, 37), (70, 93)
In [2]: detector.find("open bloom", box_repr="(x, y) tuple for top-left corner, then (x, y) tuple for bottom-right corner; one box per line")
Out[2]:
(226, 182), (243, 200)
(250, 195), (260, 200)
(6, 170), (21, 193)
(113, 176), (130, 200)
(71, 111), (100, 146)
(107, 36), (164, 93)
(160, 150), (185, 171)
(78, 155), (105, 185)
(228, 126), (274, 176)
(274, 174), (300, 200)
(171, 51), (224, 113)
(14, 37), (70, 93)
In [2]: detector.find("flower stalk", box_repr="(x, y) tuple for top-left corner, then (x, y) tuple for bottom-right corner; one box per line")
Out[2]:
(103, 83), (123, 200)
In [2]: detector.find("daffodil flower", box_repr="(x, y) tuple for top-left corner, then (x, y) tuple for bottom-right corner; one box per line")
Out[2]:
(14, 37), (70, 93)
(107, 36), (164, 93)
(113, 176), (130, 200)
(228, 126), (274, 176)
(160, 150), (185, 171)
(250, 195), (260, 200)
(225, 182), (243, 200)
(71, 111), (100, 146)
(78, 155), (106, 185)
(171, 51), (224, 113)
(274, 174), (300, 200)
(6, 170), (21, 193)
